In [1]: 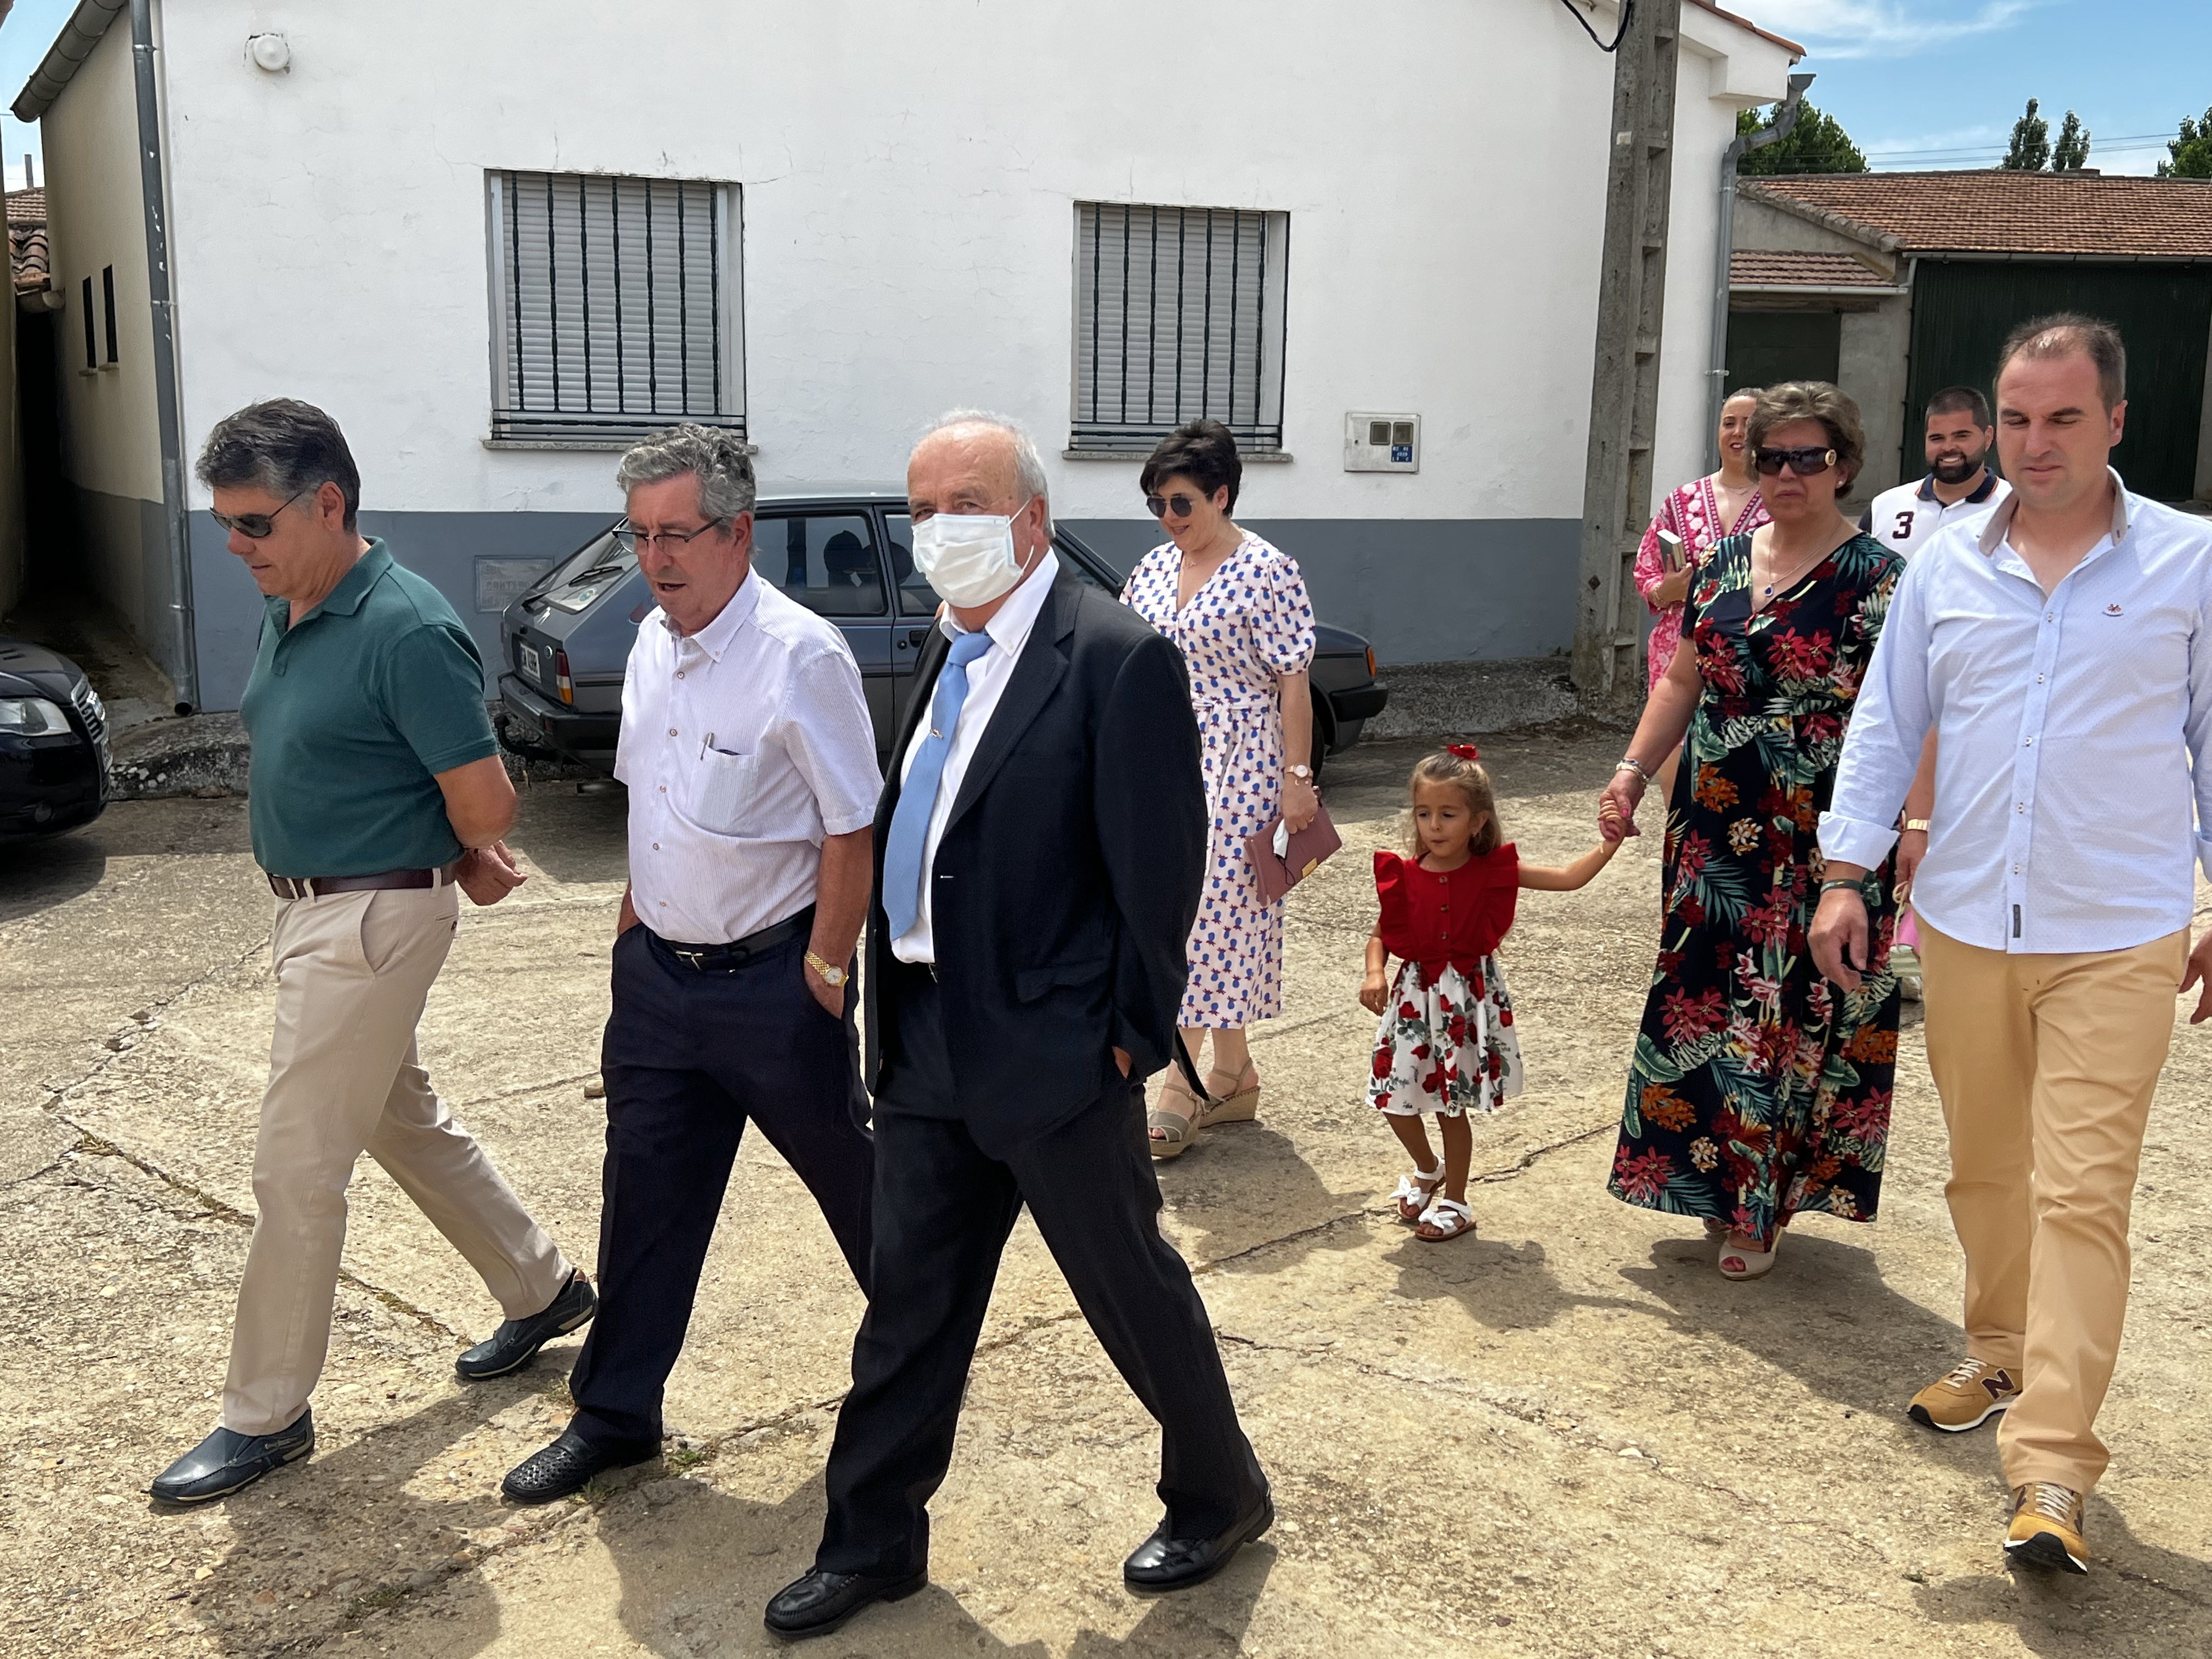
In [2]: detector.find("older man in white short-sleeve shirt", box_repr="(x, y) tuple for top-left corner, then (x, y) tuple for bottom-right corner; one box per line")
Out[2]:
(502, 424), (882, 1504)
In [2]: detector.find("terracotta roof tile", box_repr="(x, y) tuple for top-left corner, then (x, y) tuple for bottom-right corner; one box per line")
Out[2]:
(1744, 172), (2212, 259)
(1730, 249), (1895, 286)
(10, 223), (49, 290)
(5, 187), (44, 225)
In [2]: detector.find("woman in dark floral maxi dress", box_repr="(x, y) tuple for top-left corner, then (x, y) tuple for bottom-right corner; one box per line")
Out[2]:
(1597, 382), (1904, 1279)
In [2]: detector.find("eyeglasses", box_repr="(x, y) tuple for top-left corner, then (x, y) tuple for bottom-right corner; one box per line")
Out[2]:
(1752, 445), (1839, 478)
(613, 519), (727, 555)
(1145, 493), (1202, 520)
(210, 489), (310, 539)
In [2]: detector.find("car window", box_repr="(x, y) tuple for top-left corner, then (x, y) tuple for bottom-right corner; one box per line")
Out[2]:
(531, 529), (637, 613)
(883, 514), (939, 618)
(763, 514), (887, 618)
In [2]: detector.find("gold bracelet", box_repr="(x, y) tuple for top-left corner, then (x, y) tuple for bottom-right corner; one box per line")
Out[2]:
(1903, 818), (1931, 834)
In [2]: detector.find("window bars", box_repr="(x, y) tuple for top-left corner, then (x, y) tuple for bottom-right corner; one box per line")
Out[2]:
(1072, 203), (1289, 454)
(488, 172), (743, 445)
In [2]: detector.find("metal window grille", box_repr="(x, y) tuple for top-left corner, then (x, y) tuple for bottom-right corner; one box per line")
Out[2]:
(487, 171), (744, 446)
(1071, 203), (1288, 454)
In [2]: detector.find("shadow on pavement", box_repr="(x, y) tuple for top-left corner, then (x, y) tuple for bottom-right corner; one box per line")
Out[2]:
(0, 826), (105, 922)
(591, 1462), (1277, 1658)
(1913, 1506), (2212, 1657)
(161, 1360), (575, 1657)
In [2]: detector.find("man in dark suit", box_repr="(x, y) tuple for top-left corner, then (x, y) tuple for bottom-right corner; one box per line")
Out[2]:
(764, 412), (1271, 1641)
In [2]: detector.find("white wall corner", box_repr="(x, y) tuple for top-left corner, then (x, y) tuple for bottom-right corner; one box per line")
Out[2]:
(1679, 5), (1798, 108)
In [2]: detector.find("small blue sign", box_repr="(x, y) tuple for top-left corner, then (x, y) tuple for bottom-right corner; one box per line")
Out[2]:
(1390, 443), (1413, 464)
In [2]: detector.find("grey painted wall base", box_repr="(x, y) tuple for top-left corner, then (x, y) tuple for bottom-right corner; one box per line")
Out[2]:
(174, 508), (1578, 711)
(66, 486), (182, 692)
(1063, 516), (1579, 667)
(189, 510), (618, 711)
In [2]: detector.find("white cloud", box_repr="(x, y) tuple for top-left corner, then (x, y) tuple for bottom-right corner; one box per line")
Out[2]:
(1753, 1), (2039, 59)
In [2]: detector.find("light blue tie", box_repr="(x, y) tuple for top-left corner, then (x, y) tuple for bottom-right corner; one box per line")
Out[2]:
(883, 629), (995, 939)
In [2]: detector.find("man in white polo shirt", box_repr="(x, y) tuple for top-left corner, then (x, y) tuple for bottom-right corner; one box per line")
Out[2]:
(1863, 386), (2010, 561)
(500, 424), (882, 1503)
(1813, 316), (2212, 1577)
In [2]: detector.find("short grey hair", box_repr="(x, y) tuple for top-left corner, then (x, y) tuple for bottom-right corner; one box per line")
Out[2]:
(614, 422), (757, 520)
(919, 408), (1052, 531)
(196, 398), (362, 530)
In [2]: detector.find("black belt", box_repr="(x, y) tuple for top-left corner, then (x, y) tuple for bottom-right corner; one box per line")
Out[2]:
(266, 860), (463, 901)
(652, 905), (815, 972)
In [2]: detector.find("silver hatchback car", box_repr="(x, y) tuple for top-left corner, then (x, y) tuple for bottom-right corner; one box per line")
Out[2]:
(495, 486), (1387, 775)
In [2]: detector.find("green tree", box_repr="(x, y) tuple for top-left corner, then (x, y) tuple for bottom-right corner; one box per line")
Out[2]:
(2001, 98), (2051, 170)
(2052, 110), (2091, 171)
(1735, 99), (1869, 176)
(2156, 106), (2212, 178)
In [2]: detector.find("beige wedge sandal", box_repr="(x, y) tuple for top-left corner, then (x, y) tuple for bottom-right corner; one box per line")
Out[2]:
(1149, 1069), (1205, 1160)
(1197, 1064), (1261, 1128)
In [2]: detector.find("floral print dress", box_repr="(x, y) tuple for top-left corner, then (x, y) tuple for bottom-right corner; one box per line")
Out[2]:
(1123, 533), (1316, 1028)
(1368, 849), (1525, 1118)
(1609, 531), (1903, 1248)
(1633, 477), (1769, 689)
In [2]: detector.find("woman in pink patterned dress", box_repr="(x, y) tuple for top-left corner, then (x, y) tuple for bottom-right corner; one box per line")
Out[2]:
(1634, 390), (1769, 803)
(1121, 420), (1318, 1160)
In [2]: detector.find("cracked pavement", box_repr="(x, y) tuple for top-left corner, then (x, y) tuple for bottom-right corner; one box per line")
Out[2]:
(3, 729), (2208, 1658)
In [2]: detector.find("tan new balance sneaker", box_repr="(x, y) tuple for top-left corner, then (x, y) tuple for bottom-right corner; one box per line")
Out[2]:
(2007, 1482), (2089, 1575)
(1909, 1356), (2020, 1432)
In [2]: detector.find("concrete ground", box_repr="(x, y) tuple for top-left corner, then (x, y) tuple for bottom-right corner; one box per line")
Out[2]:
(3, 726), (2209, 1659)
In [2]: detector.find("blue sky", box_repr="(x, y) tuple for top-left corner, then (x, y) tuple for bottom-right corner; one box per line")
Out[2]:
(0, 0), (2205, 191)
(1752, 1), (2211, 173)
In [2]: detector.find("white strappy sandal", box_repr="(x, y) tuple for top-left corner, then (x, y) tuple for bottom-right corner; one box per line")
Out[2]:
(1390, 1163), (1446, 1223)
(1416, 1197), (1475, 1243)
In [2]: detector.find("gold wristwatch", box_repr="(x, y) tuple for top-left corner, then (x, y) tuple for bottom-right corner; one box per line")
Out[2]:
(1903, 818), (1932, 834)
(804, 951), (849, 988)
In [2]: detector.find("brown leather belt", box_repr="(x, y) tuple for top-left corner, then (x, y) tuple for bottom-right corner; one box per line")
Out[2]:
(266, 860), (464, 901)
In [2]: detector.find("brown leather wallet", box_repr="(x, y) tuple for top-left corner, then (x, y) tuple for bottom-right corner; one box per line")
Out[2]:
(266, 860), (464, 901)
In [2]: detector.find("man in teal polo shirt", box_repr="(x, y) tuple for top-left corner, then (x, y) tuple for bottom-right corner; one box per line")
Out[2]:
(151, 400), (595, 1504)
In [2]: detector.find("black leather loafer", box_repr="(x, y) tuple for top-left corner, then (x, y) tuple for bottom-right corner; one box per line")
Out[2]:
(500, 1427), (656, 1504)
(763, 1567), (928, 1640)
(1122, 1489), (1274, 1592)
(150, 1409), (315, 1504)
(456, 1271), (598, 1381)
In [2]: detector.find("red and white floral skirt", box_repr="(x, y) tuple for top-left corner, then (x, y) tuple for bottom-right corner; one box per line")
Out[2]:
(1367, 956), (1524, 1119)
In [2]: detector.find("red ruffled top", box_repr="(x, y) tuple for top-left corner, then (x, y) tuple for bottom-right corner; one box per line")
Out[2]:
(1374, 846), (1519, 978)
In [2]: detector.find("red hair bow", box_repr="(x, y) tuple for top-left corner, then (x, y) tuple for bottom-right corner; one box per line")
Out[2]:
(1446, 743), (1481, 761)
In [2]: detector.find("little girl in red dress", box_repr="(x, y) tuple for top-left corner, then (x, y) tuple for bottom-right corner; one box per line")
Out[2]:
(1360, 746), (1622, 1241)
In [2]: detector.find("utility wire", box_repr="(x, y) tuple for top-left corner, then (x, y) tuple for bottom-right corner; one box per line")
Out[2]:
(1558, 0), (1635, 53)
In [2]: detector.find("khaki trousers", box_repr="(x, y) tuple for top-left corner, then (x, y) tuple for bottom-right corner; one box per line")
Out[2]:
(222, 882), (571, 1435)
(1918, 921), (2185, 1494)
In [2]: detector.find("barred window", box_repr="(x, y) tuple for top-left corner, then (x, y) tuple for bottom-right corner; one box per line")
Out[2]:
(487, 171), (743, 446)
(1071, 203), (1288, 455)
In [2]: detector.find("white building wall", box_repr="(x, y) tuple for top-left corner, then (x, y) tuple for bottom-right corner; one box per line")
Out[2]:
(119, 0), (1787, 702)
(37, 11), (174, 674)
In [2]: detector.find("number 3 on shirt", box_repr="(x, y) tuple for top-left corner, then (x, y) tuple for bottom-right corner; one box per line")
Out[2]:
(1891, 511), (1915, 540)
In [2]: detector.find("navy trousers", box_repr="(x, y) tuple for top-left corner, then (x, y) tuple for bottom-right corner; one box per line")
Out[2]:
(566, 923), (874, 1451)
(815, 967), (1263, 1576)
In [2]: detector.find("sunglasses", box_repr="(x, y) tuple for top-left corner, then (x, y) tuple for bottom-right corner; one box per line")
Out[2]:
(1752, 445), (1839, 478)
(210, 488), (310, 540)
(1145, 492), (1204, 520)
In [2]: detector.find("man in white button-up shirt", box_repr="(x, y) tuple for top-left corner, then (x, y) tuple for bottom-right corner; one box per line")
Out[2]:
(502, 425), (881, 1505)
(1813, 317), (2212, 1577)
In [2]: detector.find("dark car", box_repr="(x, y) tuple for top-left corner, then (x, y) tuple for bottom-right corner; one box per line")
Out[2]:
(495, 487), (1387, 776)
(0, 635), (110, 837)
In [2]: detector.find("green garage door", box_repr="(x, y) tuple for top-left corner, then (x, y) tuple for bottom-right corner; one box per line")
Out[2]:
(1906, 262), (2211, 502)
(1725, 310), (1841, 397)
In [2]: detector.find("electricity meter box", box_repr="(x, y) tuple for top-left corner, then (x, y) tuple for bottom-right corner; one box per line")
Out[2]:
(1344, 412), (1420, 472)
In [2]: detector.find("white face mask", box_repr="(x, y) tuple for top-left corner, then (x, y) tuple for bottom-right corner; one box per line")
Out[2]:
(910, 499), (1035, 608)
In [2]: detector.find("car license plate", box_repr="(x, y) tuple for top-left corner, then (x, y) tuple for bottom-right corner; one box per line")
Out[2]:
(517, 640), (543, 682)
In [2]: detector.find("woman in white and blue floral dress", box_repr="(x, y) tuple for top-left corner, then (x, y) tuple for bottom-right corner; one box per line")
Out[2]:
(1121, 420), (1318, 1159)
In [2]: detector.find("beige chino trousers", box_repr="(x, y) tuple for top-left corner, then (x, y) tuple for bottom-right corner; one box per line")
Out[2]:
(1918, 921), (2185, 1494)
(222, 881), (571, 1436)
